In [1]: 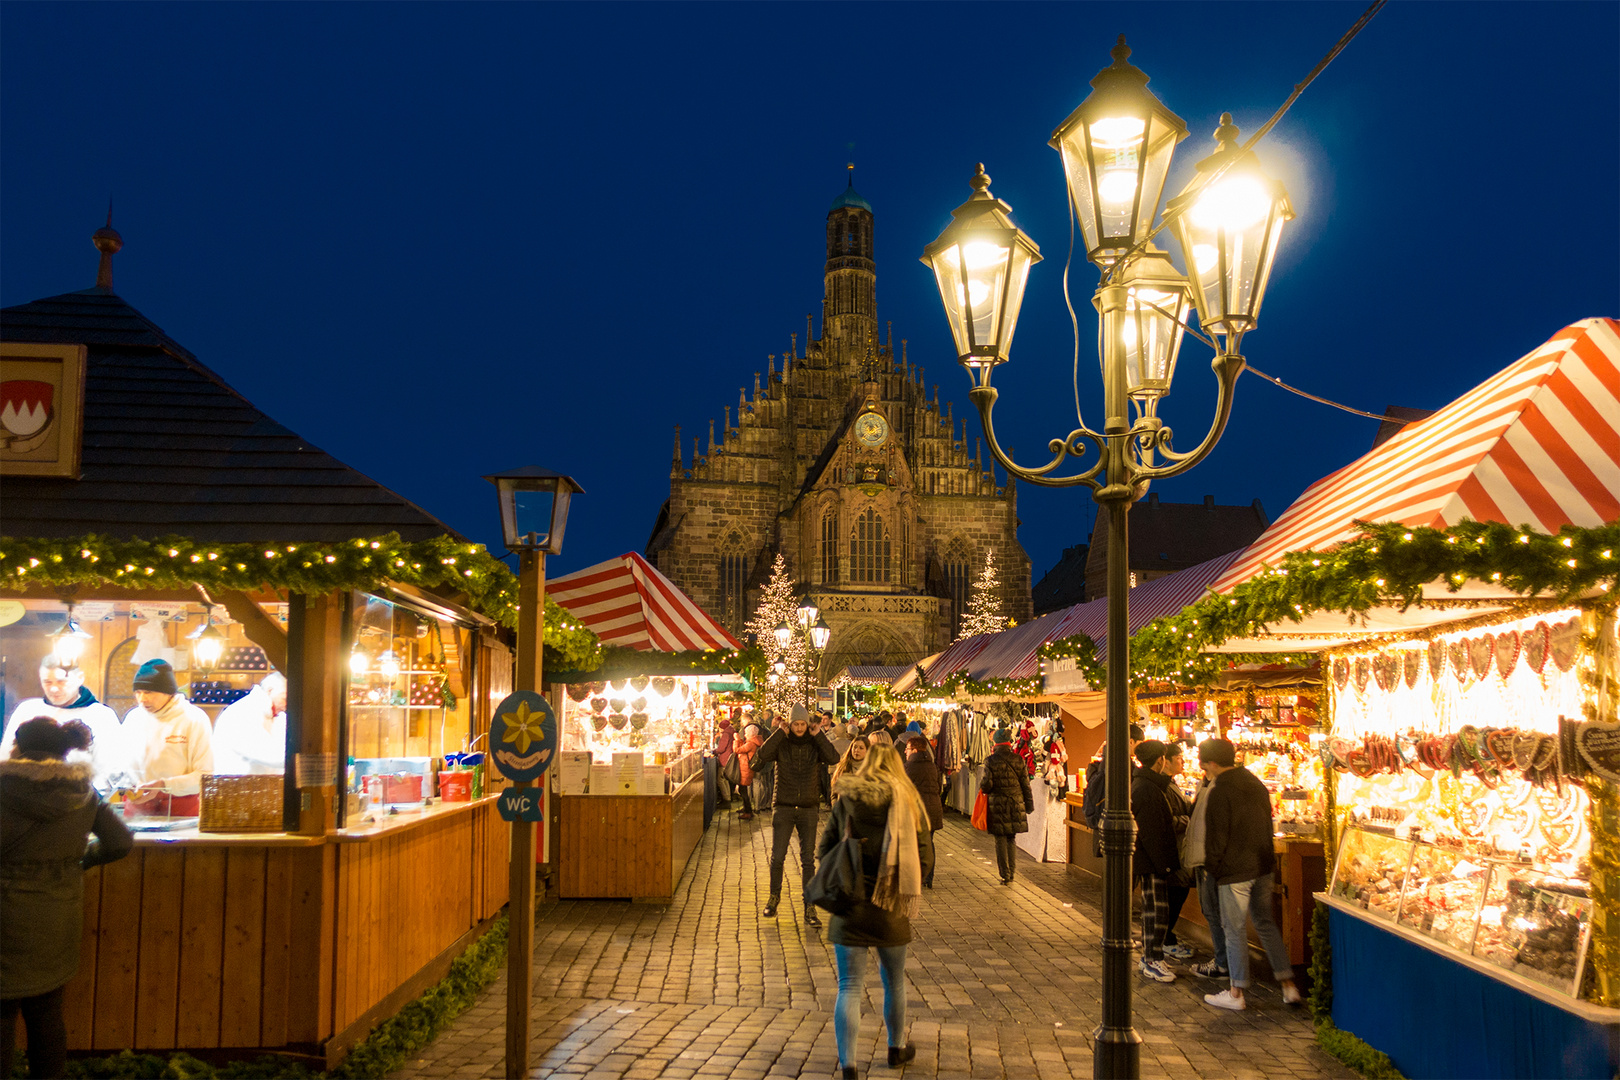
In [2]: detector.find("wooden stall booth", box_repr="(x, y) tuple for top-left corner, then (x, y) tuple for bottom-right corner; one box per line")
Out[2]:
(0, 274), (537, 1067)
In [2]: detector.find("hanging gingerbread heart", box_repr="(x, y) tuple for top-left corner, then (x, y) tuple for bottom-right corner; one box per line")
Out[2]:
(651, 677), (677, 697)
(1469, 635), (1494, 680)
(1576, 721), (1620, 784)
(1521, 622), (1550, 673)
(566, 683), (591, 703)
(609, 712), (630, 730)
(1403, 651), (1424, 689)
(609, 698), (628, 713)
(1353, 657), (1370, 692)
(590, 697), (608, 714)
(1428, 639), (1446, 682)
(586, 680), (607, 695)
(1486, 728), (1517, 767)
(630, 712), (649, 731)
(1332, 657), (1351, 690)
(630, 676), (651, 693)
(591, 714), (609, 733)
(631, 697), (648, 713)
(1548, 619), (1580, 672)
(1449, 640), (1469, 683)
(1373, 653), (1398, 692)
(610, 678), (629, 692)
(1513, 732), (1538, 770)
(1493, 630), (1520, 679)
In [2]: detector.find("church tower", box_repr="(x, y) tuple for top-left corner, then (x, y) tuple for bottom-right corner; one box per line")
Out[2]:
(823, 169), (876, 369)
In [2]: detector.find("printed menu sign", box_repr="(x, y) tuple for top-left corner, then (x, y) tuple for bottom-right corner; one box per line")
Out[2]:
(612, 752), (644, 795)
(554, 751), (592, 795)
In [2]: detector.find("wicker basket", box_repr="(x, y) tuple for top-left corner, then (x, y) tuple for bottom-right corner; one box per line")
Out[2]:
(199, 774), (285, 834)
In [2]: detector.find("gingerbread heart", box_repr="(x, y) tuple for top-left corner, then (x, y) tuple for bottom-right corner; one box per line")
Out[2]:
(1353, 657), (1370, 692)
(1549, 619), (1580, 672)
(590, 697), (608, 714)
(1404, 651), (1424, 689)
(651, 677), (677, 697)
(1521, 622), (1550, 673)
(1493, 630), (1520, 679)
(630, 676), (651, 693)
(1513, 732), (1538, 770)
(1576, 721), (1620, 784)
(608, 712), (630, 730)
(630, 712), (649, 731)
(1373, 653), (1399, 692)
(591, 714), (609, 732)
(610, 679), (629, 692)
(1333, 657), (1351, 690)
(609, 698), (628, 713)
(1486, 728), (1517, 766)
(1428, 639), (1447, 682)
(631, 697), (648, 713)
(1449, 640), (1469, 683)
(1469, 635), (1494, 680)
(566, 683), (591, 703)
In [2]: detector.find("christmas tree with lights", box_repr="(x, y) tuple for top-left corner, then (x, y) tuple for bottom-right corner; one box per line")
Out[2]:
(747, 554), (811, 718)
(956, 548), (1009, 641)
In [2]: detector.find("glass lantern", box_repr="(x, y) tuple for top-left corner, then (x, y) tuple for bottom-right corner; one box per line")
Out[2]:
(1096, 247), (1191, 409)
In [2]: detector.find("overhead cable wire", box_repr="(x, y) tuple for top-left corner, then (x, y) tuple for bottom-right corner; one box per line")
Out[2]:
(1242, 363), (1409, 423)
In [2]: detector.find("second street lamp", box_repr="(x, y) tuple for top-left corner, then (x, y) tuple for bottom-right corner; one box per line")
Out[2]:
(924, 37), (1292, 1080)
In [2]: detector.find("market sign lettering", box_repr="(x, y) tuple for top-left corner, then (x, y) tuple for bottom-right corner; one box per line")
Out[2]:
(497, 786), (545, 823)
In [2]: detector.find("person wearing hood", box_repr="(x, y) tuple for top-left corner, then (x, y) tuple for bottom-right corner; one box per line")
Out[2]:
(817, 744), (933, 1080)
(122, 659), (214, 798)
(211, 672), (287, 775)
(1, 717), (135, 1079)
(0, 656), (129, 792)
(977, 726), (1033, 885)
(900, 734), (944, 888)
(734, 721), (764, 820)
(754, 703), (839, 923)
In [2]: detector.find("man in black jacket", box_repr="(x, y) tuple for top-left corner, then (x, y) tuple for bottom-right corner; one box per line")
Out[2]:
(1198, 738), (1302, 1011)
(1130, 740), (1183, 983)
(756, 703), (840, 924)
(1083, 722), (1143, 856)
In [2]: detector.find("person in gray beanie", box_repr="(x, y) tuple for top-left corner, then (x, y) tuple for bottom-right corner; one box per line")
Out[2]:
(978, 727), (1033, 884)
(754, 703), (839, 923)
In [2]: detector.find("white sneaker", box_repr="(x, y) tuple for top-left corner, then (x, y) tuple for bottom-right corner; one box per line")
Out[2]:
(1139, 959), (1176, 983)
(1204, 989), (1246, 1011)
(1163, 942), (1195, 961)
(1282, 984), (1302, 1005)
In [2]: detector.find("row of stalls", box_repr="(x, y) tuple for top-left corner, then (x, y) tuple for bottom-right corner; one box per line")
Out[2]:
(1, 280), (522, 1066)
(886, 317), (1620, 1079)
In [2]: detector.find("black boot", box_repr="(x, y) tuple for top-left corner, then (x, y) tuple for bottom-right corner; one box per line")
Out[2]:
(763, 895), (779, 917)
(887, 1043), (916, 1068)
(840, 1067), (859, 1079)
(804, 906), (822, 927)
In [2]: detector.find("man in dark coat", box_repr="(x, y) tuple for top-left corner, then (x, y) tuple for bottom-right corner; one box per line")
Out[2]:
(1083, 722), (1143, 856)
(1131, 740), (1185, 983)
(977, 727), (1033, 885)
(900, 735), (944, 887)
(755, 703), (840, 923)
(1199, 737), (1302, 1011)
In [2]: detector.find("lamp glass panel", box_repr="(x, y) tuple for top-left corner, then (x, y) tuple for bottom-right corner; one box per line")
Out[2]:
(1122, 286), (1186, 394)
(996, 243), (1037, 361)
(1058, 111), (1179, 263)
(1177, 172), (1289, 335)
(928, 243), (973, 360)
(512, 488), (556, 547)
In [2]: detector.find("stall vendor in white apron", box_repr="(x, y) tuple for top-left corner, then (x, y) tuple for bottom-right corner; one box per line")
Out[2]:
(0, 655), (130, 791)
(122, 659), (214, 796)
(211, 672), (286, 775)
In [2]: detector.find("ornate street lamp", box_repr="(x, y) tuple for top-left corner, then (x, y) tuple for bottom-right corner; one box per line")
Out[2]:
(484, 466), (584, 555)
(809, 614), (832, 653)
(773, 618), (794, 651)
(796, 594), (820, 628)
(924, 37), (1292, 1080)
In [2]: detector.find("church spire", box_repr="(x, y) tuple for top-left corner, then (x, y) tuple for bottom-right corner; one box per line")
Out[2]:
(672, 425), (683, 477)
(93, 203), (122, 293)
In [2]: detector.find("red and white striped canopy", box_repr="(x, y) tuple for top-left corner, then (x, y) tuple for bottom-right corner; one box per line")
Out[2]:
(548, 552), (741, 653)
(1214, 317), (1620, 594)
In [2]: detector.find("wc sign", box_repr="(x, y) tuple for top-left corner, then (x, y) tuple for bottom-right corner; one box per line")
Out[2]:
(497, 786), (544, 823)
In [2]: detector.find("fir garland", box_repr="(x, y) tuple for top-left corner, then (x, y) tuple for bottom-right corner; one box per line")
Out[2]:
(0, 532), (602, 670)
(1131, 519), (1620, 686)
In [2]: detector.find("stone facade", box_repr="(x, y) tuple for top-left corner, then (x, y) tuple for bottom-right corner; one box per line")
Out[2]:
(646, 181), (1032, 677)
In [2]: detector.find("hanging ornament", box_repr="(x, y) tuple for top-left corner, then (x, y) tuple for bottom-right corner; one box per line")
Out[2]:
(1449, 640), (1469, 684)
(1469, 635), (1494, 681)
(1332, 657), (1350, 690)
(630, 676), (651, 693)
(1428, 639), (1447, 682)
(1352, 656), (1370, 693)
(1493, 630), (1521, 679)
(1373, 653), (1398, 692)
(566, 683), (591, 703)
(1522, 621), (1551, 673)
(1549, 619), (1581, 672)
(1402, 650), (1424, 689)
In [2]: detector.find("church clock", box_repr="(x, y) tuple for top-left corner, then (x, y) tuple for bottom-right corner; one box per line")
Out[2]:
(854, 411), (889, 448)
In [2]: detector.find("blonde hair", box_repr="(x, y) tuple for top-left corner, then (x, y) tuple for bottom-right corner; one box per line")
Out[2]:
(830, 737), (869, 789)
(855, 744), (928, 826)
(867, 731), (893, 748)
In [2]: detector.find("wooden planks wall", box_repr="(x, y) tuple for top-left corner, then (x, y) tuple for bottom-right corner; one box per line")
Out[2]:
(65, 845), (323, 1052)
(558, 779), (705, 901)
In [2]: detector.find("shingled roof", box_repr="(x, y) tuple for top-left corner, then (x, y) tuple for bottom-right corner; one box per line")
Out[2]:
(1, 288), (464, 543)
(1084, 494), (1268, 600)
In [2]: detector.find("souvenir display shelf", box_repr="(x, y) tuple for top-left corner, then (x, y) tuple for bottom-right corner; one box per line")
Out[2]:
(1330, 824), (1592, 998)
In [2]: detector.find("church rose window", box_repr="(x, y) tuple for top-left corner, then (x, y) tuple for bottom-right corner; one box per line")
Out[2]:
(820, 511), (838, 583)
(852, 508), (891, 584)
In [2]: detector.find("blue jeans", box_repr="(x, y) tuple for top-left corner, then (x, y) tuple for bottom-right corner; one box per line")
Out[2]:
(1216, 872), (1294, 988)
(1197, 869), (1227, 969)
(834, 944), (907, 1066)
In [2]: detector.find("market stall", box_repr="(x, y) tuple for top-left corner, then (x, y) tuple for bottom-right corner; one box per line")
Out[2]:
(0, 277), (543, 1066)
(545, 552), (741, 899)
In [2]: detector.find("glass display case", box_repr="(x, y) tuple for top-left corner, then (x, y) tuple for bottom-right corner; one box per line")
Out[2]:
(1471, 863), (1593, 996)
(1396, 844), (1490, 949)
(1330, 826), (1414, 919)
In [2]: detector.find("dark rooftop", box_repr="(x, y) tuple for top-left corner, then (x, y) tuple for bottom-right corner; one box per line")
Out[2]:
(1031, 542), (1089, 615)
(1084, 494), (1268, 600)
(2, 288), (464, 544)
(1371, 405), (1436, 450)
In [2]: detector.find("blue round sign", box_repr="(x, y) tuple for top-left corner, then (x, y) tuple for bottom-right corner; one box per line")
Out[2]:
(488, 691), (558, 783)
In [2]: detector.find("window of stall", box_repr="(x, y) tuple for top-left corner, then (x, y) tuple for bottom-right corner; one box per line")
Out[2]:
(338, 590), (476, 825)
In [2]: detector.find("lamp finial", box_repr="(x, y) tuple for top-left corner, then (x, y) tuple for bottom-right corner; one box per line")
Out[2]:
(92, 201), (123, 292)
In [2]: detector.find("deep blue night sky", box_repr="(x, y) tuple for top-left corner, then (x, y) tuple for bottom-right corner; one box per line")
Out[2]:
(3, 2), (1616, 583)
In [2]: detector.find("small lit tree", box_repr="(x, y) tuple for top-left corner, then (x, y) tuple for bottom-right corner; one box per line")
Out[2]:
(956, 548), (1008, 640)
(747, 554), (811, 717)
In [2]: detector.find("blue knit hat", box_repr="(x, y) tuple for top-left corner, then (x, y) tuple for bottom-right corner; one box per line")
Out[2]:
(993, 727), (1013, 745)
(133, 659), (180, 696)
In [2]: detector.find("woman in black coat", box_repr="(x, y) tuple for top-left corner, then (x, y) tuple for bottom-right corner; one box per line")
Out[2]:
(900, 735), (944, 887)
(977, 727), (1033, 885)
(816, 745), (934, 1079)
(1, 718), (134, 1079)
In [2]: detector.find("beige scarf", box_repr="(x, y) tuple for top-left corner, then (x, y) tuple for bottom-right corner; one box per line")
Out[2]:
(870, 779), (924, 919)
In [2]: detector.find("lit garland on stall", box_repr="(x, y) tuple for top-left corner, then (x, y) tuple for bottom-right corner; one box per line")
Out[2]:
(0, 531), (603, 669)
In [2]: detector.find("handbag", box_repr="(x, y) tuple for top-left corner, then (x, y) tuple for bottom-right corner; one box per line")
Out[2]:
(971, 790), (989, 831)
(722, 752), (742, 788)
(806, 816), (864, 915)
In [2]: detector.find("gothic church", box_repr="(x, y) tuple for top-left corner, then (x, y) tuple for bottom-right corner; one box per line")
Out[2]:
(645, 178), (1032, 677)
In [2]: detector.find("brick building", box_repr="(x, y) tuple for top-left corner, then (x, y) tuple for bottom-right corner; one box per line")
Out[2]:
(645, 178), (1032, 676)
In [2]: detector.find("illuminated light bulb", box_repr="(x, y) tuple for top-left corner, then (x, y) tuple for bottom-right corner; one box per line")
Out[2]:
(1089, 115), (1146, 149)
(1189, 175), (1271, 231)
(378, 650), (401, 679)
(961, 241), (1008, 270)
(349, 648), (371, 675)
(1192, 243), (1218, 275)
(50, 614), (93, 664)
(1097, 168), (1138, 206)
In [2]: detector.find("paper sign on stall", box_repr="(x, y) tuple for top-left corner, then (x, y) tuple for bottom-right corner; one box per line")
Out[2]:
(589, 763), (612, 795)
(554, 751), (591, 795)
(638, 770), (665, 795)
(612, 752), (644, 795)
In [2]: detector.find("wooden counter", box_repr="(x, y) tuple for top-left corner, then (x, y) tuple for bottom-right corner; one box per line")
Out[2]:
(556, 772), (705, 901)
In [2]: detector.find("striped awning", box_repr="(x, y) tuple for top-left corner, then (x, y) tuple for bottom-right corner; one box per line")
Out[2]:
(1213, 317), (1620, 594)
(547, 552), (741, 653)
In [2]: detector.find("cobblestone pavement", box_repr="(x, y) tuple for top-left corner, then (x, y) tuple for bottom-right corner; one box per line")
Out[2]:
(394, 808), (1354, 1080)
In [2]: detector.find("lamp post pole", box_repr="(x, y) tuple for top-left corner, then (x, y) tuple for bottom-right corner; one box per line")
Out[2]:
(921, 39), (1292, 1078)
(507, 548), (544, 1080)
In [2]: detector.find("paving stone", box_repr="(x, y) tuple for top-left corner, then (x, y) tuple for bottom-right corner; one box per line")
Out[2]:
(391, 811), (1352, 1080)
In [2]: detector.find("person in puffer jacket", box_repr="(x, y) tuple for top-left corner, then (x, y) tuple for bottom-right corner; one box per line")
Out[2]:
(755, 704), (839, 923)
(977, 727), (1033, 884)
(816, 744), (934, 1079)
(1, 718), (134, 1079)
